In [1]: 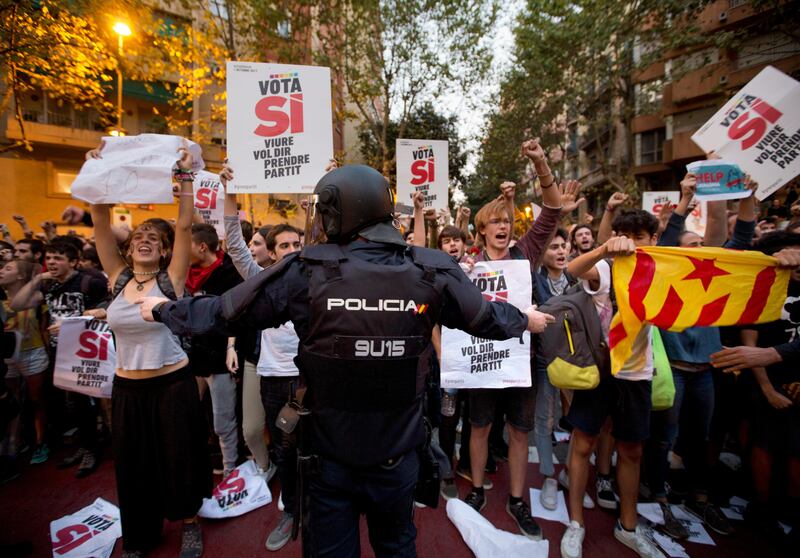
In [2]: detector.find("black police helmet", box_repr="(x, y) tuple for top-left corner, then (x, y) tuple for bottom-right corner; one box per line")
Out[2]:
(313, 165), (394, 243)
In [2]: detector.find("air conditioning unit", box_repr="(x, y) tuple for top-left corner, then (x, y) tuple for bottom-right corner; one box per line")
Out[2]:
(718, 11), (728, 22)
(719, 75), (729, 85)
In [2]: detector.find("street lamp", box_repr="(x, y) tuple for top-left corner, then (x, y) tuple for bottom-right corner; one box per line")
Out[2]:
(112, 22), (132, 136)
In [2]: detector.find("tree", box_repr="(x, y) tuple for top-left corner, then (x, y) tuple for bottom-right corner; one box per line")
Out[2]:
(241, 0), (498, 173)
(0, 0), (249, 151)
(0, 0), (118, 152)
(358, 101), (468, 193)
(469, 0), (710, 207)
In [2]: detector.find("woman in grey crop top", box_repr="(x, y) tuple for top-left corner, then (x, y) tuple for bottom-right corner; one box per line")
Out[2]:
(88, 143), (211, 558)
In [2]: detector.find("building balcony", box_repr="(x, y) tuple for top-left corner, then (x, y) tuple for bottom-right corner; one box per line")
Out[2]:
(5, 114), (105, 150)
(671, 63), (728, 104)
(631, 114), (665, 134)
(633, 162), (670, 176)
(698, 0), (759, 33)
(671, 130), (705, 162)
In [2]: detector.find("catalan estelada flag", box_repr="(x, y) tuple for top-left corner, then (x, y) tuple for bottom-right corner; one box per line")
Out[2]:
(610, 246), (790, 375)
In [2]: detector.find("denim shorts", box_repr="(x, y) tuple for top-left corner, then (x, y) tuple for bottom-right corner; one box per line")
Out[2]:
(567, 375), (652, 442)
(468, 384), (536, 432)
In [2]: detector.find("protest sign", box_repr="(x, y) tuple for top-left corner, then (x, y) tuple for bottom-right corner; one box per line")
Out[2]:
(71, 134), (204, 204)
(227, 61), (333, 194)
(396, 139), (449, 211)
(684, 200), (707, 237)
(198, 460), (272, 519)
(54, 317), (116, 399)
(50, 498), (121, 558)
(111, 207), (132, 228)
(441, 260), (532, 388)
(691, 65), (800, 200)
(642, 191), (680, 216)
(193, 170), (225, 239)
(686, 160), (749, 201)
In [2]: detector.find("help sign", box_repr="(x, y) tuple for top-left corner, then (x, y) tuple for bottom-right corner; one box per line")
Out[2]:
(686, 160), (748, 201)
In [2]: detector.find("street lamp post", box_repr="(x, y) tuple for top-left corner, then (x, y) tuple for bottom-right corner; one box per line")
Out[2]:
(112, 22), (132, 136)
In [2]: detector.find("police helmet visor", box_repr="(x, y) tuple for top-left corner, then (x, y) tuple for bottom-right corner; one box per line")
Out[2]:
(304, 194), (328, 245)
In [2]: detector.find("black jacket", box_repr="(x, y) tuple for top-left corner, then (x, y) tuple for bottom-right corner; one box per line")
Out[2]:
(188, 253), (242, 376)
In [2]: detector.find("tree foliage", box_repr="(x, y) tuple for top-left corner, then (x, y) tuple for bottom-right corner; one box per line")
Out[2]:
(240, 0), (498, 173)
(0, 0), (246, 151)
(0, 0), (119, 151)
(468, 0), (710, 208)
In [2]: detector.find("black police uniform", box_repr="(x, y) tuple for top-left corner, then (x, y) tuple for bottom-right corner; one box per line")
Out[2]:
(151, 165), (530, 558)
(153, 159), (528, 558)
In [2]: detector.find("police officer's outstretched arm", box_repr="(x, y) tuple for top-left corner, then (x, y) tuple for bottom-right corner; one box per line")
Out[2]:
(139, 253), (299, 335)
(439, 266), (554, 338)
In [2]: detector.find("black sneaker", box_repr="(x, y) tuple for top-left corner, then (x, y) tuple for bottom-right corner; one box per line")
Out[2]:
(490, 440), (509, 462)
(596, 475), (618, 510)
(57, 448), (86, 469)
(686, 499), (734, 536)
(75, 451), (99, 478)
(485, 453), (498, 474)
(659, 503), (689, 540)
(464, 490), (486, 513)
(506, 500), (542, 540)
(455, 466), (493, 489)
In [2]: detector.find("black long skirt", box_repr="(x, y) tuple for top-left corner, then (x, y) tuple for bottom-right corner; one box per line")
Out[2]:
(112, 366), (212, 552)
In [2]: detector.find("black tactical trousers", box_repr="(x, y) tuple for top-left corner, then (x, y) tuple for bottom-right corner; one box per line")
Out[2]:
(306, 449), (419, 558)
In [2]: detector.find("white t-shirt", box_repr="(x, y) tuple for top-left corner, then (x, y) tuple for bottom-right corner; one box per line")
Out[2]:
(582, 259), (653, 381)
(256, 323), (300, 377)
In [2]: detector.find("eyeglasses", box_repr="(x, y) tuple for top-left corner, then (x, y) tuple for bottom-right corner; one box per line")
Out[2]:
(487, 218), (511, 226)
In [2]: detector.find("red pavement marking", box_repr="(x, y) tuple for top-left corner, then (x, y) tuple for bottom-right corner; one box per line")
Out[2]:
(0, 446), (783, 557)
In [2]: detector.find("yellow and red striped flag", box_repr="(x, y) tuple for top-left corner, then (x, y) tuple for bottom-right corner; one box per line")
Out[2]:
(610, 246), (789, 375)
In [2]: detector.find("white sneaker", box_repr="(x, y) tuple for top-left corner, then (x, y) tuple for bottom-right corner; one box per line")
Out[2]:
(561, 520), (585, 558)
(613, 521), (666, 558)
(558, 469), (596, 509)
(540, 478), (559, 511)
(257, 462), (278, 485)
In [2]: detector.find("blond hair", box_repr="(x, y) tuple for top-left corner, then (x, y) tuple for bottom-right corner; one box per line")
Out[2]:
(473, 198), (512, 247)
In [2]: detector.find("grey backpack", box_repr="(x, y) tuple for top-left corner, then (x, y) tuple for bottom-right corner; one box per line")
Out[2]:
(538, 284), (610, 390)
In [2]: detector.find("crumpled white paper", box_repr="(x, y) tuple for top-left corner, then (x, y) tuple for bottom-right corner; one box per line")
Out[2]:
(446, 499), (549, 558)
(198, 460), (272, 519)
(50, 497), (121, 558)
(71, 134), (204, 204)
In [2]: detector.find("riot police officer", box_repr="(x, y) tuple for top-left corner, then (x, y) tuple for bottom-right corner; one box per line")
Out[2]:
(139, 164), (554, 558)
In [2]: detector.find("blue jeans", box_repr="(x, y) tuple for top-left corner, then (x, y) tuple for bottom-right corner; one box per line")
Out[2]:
(534, 364), (559, 478)
(646, 368), (714, 498)
(673, 369), (714, 494)
(307, 450), (419, 558)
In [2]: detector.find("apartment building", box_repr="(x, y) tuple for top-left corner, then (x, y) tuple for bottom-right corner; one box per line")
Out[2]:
(561, 0), (799, 211)
(0, 3), (348, 232)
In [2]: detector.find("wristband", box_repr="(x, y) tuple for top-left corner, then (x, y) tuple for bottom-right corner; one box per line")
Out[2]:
(605, 205), (617, 212)
(173, 172), (195, 183)
(227, 345), (236, 350)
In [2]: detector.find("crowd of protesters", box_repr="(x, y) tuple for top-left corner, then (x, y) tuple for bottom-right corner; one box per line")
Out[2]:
(1, 137), (800, 558)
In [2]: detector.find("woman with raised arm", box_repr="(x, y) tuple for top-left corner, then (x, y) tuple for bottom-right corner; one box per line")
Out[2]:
(89, 143), (211, 558)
